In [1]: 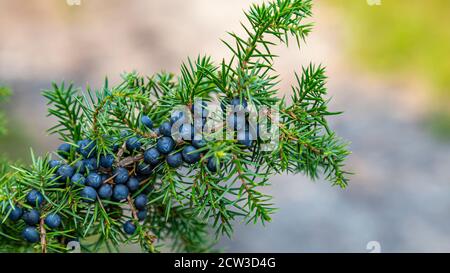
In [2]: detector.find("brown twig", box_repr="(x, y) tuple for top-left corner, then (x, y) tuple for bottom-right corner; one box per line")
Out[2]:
(127, 196), (157, 246)
(39, 218), (47, 254)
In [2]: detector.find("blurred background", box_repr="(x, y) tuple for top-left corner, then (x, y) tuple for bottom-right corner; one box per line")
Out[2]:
(0, 0), (449, 252)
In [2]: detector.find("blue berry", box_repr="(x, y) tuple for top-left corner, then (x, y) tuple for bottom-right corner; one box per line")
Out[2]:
(207, 158), (218, 173)
(73, 160), (86, 174)
(113, 185), (129, 201)
(26, 190), (44, 207)
(44, 213), (61, 229)
(192, 135), (207, 149)
(49, 159), (61, 169)
(182, 145), (201, 164)
(112, 142), (121, 153)
(166, 152), (183, 168)
(134, 194), (148, 210)
(77, 139), (96, 159)
(136, 163), (152, 176)
(22, 227), (40, 243)
(7, 205), (23, 221)
(97, 184), (113, 199)
(144, 148), (161, 165)
(57, 164), (75, 182)
(126, 177), (140, 192)
(80, 186), (97, 203)
(100, 154), (115, 169)
(84, 158), (98, 172)
(71, 173), (86, 186)
(231, 97), (248, 110)
(170, 110), (186, 124)
(23, 209), (40, 226)
(159, 121), (172, 137)
(101, 173), (111, 182)
(137, 209), (147, 221)
(126, 137), (142, 152)
(123, 220), (136, 235)
(120, 130), (131, 138)
(57, 143), (72, 159)
(86, 173), (102, 189)
(179, 123), (194, 140)
(114, 167), (129, 184)
(237, 130), (254, 148)
(156, 137), (175, 154)
(141, 115), (153, 129)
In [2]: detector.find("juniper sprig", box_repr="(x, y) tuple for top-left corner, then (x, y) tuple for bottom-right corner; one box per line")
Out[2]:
(0, 0), (350, 253)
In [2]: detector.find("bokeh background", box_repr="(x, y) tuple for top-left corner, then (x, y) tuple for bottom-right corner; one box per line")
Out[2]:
(1, 0), (449, 252)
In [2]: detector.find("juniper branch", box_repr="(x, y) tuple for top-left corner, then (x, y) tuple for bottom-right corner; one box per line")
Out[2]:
(0, 0), (349, 253)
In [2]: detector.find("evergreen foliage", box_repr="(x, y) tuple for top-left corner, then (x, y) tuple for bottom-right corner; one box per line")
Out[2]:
(0, 0), (349, 253)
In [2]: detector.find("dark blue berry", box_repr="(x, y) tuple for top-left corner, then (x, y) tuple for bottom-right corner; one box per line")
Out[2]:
(166, 152), (183, 168)
(134, 194), (148, 210)
(207, 158), (218, 173)
(231, 97), (248, 110)
(126, 177), (140, 192)
(144, 148), (161, 165)
(126, 137), (142, 152)
(120, 130), (131, 138)
(100, 154), (115, 169)
(71, 173), (86, 186)
(159, 121), (172, 137)
(80, 186), (97, 203)
(170, 110), (186, 124)
(7, 205), (23, 221)
(182, 145), (201, 164)
(101, 173), (111, 182)
(137, 209), (147, 221)
(192, 135), (207, 149)
(57, 143), (72, 159)
(123, 220), (136, 235)
(112, 142), (121, 153)
(97, 184), (113, 199)
(136, 163), (152, 176)
(49, 159), (61, 169)
(156, 137), (175, 154)
(114, 167), (129, 184)
(73, 160), (86, 174)
(77, 139), (97, 159)
(113, 185), (129, 201)
(237, 130), (254, 148)
(23, 209), (40, 226)
(44, 213), (61, 229)
(26, 190), (44, 207)
(57, 165), (75, 182)
(84, 158), (98, 172)
(22, 227), (40, 243)
(141, 115), (153, 129)
(86, 173), (102, 189)
(179, 123), (194, 140)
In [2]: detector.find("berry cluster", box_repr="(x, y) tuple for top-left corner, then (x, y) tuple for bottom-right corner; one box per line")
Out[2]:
(5, 96), (258, 244)
(7, 191), (61, 243)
